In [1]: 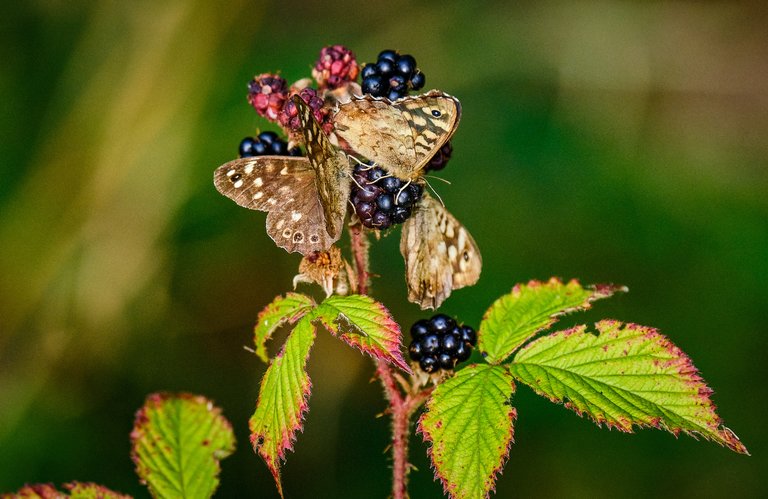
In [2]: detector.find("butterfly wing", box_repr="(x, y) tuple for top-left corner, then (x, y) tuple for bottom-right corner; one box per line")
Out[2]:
(214, 156), (339, 255)
(293, 96), (351, 239)
(399, 194), (481, 309)
(333, 90), (461, 181)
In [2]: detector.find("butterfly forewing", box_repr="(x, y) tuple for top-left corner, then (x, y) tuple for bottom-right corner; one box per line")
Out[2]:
(293, 96), (351, 239)
(214, 156), (337, 254)
(399, 194), (481, 310)
(333, 90), (461, 181)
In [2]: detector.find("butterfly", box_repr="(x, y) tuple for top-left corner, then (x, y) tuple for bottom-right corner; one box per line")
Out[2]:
(400, 193), (482, 309)
(214, 96), (351, 255)
(332, 90), (461, 182)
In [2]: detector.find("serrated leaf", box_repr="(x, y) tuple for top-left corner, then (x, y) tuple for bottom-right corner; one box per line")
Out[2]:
(65, 483), (131, 499)
(253, 292), (314, 362)
(509, 320), (749, 454)
(479, 278), (624, 364)
(314, 294), (410, 373)
(250, 315), (316, 497)
(130, 393), (235, 498)
(418, 364), (517, 499)
(1, 483), (130, 499)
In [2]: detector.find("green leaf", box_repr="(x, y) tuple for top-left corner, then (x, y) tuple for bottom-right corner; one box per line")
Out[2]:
(250, 315), (316, 497)
(66, 483), (131, 499)
(418, 364), (517, 499)
(1, 483), (130, 499)
(479, 278), (624, 363)
(509, 320), (749, 454)
(315, 294), (410, 373)
(130, 393), (235, 499)
(253, 292), (314, 362)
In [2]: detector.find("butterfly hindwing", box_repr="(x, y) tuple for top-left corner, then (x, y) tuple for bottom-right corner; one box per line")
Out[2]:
(333, 90), (461, 181)
(293, 96), (351, 239)
(399, 194), (481, 310)
(214, 156), (336, 254)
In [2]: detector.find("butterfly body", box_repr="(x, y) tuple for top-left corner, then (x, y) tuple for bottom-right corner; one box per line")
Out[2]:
(214, 96), (351, 255)
(333, 90), (461, 181)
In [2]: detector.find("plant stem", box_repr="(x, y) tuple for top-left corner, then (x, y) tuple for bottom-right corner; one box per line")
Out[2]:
(349, 222), (436, 499)
(349, 223), (409, 499)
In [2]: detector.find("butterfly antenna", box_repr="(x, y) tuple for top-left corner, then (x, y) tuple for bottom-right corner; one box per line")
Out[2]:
(424, 177), (446, 207)
(424, 174), (451, 185)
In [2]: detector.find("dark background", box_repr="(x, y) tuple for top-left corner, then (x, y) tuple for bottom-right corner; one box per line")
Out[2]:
(1, 1), (765, 497)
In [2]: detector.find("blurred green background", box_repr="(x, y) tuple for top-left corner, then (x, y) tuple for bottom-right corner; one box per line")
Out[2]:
(1, 0), (765, 497)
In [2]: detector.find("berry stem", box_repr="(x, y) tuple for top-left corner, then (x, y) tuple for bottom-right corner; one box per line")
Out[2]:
(349, 222), (410, 499)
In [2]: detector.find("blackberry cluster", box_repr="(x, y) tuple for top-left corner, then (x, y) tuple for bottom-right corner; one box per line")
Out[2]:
(350, 163), (423, 229)
(312, 45), (359, 90)
(361, 50), (425, 100)
(247, 74), (288, 121)
(239, 131), (301, 157)
(408, 314), (477, 374)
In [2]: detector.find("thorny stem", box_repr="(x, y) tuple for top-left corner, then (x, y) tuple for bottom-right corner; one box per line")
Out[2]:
(348, 223), (434, 499)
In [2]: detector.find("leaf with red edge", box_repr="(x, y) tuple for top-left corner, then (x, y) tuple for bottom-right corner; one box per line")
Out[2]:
(1, 483), (130, 499)
(314, 294), (410, 373)
(64, 483), (131, 499)
(479, 278), (625, 364)
(418, 364), (517, 499)
(508, 320), (749, 454)
(1, 484), (65, 499)
(130, 393), (235, 498)
(250, 314), (316, 497)
(253, 292), (315, 362)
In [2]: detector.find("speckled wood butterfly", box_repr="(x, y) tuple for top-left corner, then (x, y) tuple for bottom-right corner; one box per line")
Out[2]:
(332, 90), (461, 181)
(214, 96), (351, 255)
(400, 193), (482, 309)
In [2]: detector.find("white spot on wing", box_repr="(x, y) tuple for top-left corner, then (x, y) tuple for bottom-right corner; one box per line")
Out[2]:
(245, 164), (254, 174)
(291, 212), (302, 221)
(254, 177), (263, 187)
(253, 192), (264, 200)
(233, 180), (244, 188)
(280, 166), (289, 175)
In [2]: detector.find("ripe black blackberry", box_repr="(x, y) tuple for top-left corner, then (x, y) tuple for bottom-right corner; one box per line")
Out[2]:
(349, 162), (424, 229)
(425, 141), (453, 172)
(408, 314), (477, 374)
(239, 131), (301, 158)
(360, 50), (426, 100)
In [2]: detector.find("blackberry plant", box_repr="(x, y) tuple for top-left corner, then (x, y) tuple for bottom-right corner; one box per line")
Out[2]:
(7, 44), (748, 499)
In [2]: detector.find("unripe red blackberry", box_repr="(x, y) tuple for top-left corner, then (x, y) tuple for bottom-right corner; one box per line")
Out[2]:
(239, 131), (301, 158)
(247, 74), (289, 122)
(407, 314), (477, 373)
(278, 87), (330, 134)
(360, 49), (426, 100)
(313, 45), (360, 90)
(349, 162), (424, 229)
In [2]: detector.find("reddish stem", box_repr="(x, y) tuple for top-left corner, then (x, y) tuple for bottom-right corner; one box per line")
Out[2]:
(348, 222), (433, 499)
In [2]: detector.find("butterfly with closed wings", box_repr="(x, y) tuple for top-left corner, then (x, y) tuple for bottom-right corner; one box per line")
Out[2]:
(400, 193), (482, 310)
(214, 95), (352, 256)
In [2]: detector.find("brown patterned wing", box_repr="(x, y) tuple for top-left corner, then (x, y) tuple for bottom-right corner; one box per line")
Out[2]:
(214, 156), (339, 255)
(333, 90), (461, 181)
(399, 194), (481, 310)
(293, 95), (351, 239)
